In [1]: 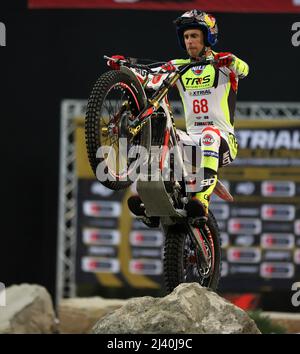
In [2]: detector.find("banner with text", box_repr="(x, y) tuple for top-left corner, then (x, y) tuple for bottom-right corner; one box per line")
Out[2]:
(29, 0), (300, 13)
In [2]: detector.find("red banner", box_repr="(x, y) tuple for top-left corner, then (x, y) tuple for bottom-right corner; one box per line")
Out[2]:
(28, 0), (300, 13)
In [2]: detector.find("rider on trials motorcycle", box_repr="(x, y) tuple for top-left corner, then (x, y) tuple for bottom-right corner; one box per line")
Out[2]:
(108, 9), (249, 226)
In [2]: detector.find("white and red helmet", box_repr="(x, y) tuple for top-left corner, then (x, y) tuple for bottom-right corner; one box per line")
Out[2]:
(174, 9), (218, 49)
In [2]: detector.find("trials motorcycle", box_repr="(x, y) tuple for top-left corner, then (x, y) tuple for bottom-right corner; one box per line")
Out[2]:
(85, 55), (233, 293)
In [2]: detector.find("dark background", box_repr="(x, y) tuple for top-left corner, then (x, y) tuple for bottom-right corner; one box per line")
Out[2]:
(0, 4), (299, 309)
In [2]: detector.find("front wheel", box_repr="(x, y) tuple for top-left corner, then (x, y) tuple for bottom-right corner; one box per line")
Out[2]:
(85, 70), (146, 190)
(163, 210), (221, 293)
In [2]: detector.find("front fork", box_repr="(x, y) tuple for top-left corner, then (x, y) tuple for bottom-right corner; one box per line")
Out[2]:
(187, 223), (210, 269)
(128, 71), (181, 139)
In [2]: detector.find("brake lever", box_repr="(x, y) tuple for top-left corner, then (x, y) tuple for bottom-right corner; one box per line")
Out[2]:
(103, 55), (128, 65)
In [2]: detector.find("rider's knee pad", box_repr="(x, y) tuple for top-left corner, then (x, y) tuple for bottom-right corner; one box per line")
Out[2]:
(200, 126), (221, 150)
(200, 127), (221, 172)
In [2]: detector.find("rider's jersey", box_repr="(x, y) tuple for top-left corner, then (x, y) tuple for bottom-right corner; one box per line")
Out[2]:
(169, 52), (249, 135)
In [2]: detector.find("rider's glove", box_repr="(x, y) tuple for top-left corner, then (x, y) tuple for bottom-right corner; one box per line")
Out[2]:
(161, 61), (176, 73)
(214, 52), (235, 68)
(107, 55), (125, 70)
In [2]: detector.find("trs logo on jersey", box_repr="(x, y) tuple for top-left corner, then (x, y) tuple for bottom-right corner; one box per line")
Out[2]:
(185, 75), (211, 86)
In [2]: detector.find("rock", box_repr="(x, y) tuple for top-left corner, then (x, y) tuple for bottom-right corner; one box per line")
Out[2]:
(58, 297), (127, 333)
(92, 283), (261, 334)
(262, 312), (300, 333)
(0, 284), (57, 334)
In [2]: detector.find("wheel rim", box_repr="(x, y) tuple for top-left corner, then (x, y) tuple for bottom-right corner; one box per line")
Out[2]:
(183, 226), (215, 287)
(98, 82), (141, 180)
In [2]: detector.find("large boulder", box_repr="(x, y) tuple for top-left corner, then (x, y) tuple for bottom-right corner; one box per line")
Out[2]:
(0, 284), (57, 334)
(92, 283), (261, 334)
(58, 297), (127, 333)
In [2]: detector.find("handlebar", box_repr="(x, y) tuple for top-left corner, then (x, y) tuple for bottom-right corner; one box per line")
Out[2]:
(104, 55), (218, 76)
(104, 55), (161, 74)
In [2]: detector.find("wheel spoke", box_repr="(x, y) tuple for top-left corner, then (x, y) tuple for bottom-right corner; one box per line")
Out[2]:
(95, 83), (140, 178)
(182, 231), (214, 286)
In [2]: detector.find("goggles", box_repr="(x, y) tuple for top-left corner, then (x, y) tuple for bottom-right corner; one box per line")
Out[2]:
(174, 13), (215, 29)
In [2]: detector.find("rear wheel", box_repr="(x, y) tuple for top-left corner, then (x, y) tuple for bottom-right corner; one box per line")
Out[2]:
(163, 210), (221, 293)
(85, 70), (146, 190)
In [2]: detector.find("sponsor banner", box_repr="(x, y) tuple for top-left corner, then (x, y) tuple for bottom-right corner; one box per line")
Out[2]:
(261, 181), (295, 197)
(130, 230), (163, 247)
(88, 246), (116, 256)
(87, 218), (119, 228)
(210, 204), (229, 220)
(228, 218), (262, 234)
(132, 248), (162, 258)
(237, 129), (300, 150)
(231, 207), (260, 218)
(83, 200), (121, 218)
(263, 251), (292, 262)
(234, 182), (256, 196)
(294, 220), (300, 235)
(229, 265), (260, 275)
(215, 121), (300, 289)
(220, 232), (229, 248)
(221, 261), (228, 277)
(227, 247), (261, 263)
(261, 233), (295, 250)
(90, 182), (114, 198)
(260, 262), (294, 279)
(263, 222), (294, 233)
(29, 0), (300, 13)
(294, 249), (300, 264)
(261, 204), (295, 221)
(234, 124), (300, 167)
(81, 257), (120, 273)
(129, 259), (162, 275)
(83, 228), (120, 245)
(233, 235), (255, 247)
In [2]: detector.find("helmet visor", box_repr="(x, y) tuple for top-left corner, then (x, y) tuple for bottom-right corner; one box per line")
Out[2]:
(174, 16), (198, 26)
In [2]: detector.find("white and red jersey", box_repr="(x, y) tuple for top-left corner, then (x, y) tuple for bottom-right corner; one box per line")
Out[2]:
(146, 53), (249, 136)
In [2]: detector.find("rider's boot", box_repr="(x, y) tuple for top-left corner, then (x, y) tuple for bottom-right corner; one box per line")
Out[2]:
(127, 195), (160, 228)
(186, 170), (218, 222)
